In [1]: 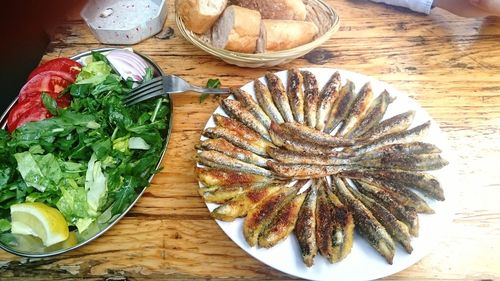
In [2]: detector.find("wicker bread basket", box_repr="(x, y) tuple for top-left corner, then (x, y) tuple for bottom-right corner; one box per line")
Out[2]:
(175, 0), (340, 68)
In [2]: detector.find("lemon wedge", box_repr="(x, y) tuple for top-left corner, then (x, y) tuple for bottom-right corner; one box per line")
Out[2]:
(10, 202), (69, 247)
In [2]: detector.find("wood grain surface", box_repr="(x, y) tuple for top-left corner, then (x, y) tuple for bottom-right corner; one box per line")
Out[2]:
(1, 0), (499, 280)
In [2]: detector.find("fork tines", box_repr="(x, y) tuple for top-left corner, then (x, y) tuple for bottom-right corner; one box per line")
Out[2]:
(123, 76), (164, 106)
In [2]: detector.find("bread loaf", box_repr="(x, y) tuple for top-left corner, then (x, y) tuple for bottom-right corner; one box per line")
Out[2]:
(212, 5), (262, 53)
(230, 0), (306, 20)
(260, 20), (319, 52)
(177, 0), (228, 34)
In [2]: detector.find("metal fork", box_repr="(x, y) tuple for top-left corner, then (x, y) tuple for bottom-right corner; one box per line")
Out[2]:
(123, 75), (230, 106)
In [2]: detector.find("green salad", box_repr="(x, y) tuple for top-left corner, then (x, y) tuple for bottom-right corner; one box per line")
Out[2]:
(0, 52), (170, 237)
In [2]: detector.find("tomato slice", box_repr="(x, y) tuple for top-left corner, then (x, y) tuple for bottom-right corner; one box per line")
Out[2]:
(19, 91), (71, 108)
(19, 71), (73, 103)
(10, 106), (50, 133)
(7, 57), (79, 133)
(7, 91), (71, 133)
(7, 98), (44, 133)
(27, 58), (81, 82)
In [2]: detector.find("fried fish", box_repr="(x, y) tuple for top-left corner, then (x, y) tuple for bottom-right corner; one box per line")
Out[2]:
(316, 72), (341, 131)
(243, 185), (298, 246)
(221, 98), (271, 141)
(353, 121), (431, 154)
(265, 72), (294, 122)
(337, 82), (374, 136)
(295, 184), (319, 267)
(258, 191), (307, 248)
(348, 90), (392, 138)
(354, 180), (420, 236)
(254, 79), (285, 124)
(302, 70), (320, 128)
(231, 88), (272, 129)
(196, 167), (275, 188)
(347, 182), (413, 253)
(269, 122), (342, 155)
(357, 110), (415, 141)
(267, 161), (349, 179)
(324, 80), (356, 134)
(211, 184), (283, 221)
(287, 69), (305, 124)
(267, 147), (352, 166)
(197, 138), (269, 167)
(281, 122), (355, 147)
(199, 185), (247, 204)
(332, 178), (395, 264)
(197, 150), (273, 177)
(315, 178), (354, 263)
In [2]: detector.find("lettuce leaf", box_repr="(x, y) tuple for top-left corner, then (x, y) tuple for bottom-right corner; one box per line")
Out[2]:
(85, 154), (107, 215)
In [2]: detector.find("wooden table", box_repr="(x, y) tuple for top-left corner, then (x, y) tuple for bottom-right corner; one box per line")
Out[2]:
(1, 1), (499, 280)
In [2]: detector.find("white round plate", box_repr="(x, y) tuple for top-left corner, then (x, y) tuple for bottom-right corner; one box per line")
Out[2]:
(198, 68), (455, 281)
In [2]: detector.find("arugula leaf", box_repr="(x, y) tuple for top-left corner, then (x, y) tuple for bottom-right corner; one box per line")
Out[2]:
(110, 177), (137, 215)
(91, 51), (110, 64)
(41, 93), (61, 116)
(200, 78), (221, 103)
(207, 78), (221, 89)
(0, 219), (11, 233)
(0, 166), (13, 186)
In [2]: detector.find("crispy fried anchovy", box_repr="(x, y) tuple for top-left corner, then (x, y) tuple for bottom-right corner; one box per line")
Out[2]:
(358, 153), (449, 171)
(365, 179), (434, 214)
(197, 151), (273, 177)
(302, 70), (320, 128)
(267, 147), (352, 166)
(355, 168), (444, 201)
(287, 69), (305, 124)
(361, 142), (442, 160)
(231, 88), (272, 129)
(211, 184), (283, 221)
(281, 122), (355, 147)
(353, 180), (420, 236)
(197, 138), (269, 167)
(196, 167), (275, 188)
(358, 110), (415, 141)
(324, 80), (356, 134)
(265, 72), (294, 122)
(315, 178), (354, 263)
(346, 182), (413, 253)
(332, 178), (395, 264)
(267, 161), (349, 179)
(335, 171), (434, 214)
(243, 185), (298, 246)
(269, 122), (344, 155)
(348, 90), (392, 138)
(259, 191), (307, 248)
(199, 185), (247, 204)
(203, 127), (268, 156)
(254, 79), (285, 124)
(316, 72), (341, 131)
(353, 121), (431, 154)
(209, 115), (275, 156)
(337, 82), (374, 136)
(221, 98), (271, 141)
(295, 183), (319, 267)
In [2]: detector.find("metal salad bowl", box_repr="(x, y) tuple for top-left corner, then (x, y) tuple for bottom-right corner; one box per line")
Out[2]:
(0, 48), (172, 257)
